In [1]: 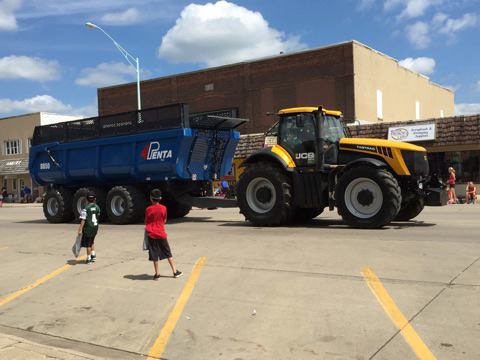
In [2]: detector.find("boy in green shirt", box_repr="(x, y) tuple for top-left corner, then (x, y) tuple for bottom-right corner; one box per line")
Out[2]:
(77, 192), (100, 264)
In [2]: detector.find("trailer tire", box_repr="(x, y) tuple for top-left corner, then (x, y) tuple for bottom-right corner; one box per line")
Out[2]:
(91, 187), (108, 221)
(106, 186), (146, 224)
(162, 197), (191, 219)
(395, 195), (424, 221)
(294, 207), (324, 222)
(73, 188), (91, 221)
(237, 161), (293, 226)
(43, 188), (75, 223)
(336, 167), (401, 228)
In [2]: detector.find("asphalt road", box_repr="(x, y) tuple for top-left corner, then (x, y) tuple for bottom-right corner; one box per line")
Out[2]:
(0, 205), (479, 360)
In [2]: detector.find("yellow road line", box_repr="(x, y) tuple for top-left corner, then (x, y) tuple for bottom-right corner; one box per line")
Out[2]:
(361, 267), (437, 360)
(0, 256), (86, 307)
(147, 257), (207, 360)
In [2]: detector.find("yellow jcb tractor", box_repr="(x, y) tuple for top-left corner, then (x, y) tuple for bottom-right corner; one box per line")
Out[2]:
(236, 106), (446, 228)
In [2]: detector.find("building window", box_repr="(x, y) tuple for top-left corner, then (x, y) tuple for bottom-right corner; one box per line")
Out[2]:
(376, 90), (383, 120)
(204, 83), (214, 91)
(4, 139), (21, 155)
(415, 101), (420, 120)
(27, 138), (32, 152)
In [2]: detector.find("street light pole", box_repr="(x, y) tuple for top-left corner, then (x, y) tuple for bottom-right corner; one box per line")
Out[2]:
(85, 22), (142, 112)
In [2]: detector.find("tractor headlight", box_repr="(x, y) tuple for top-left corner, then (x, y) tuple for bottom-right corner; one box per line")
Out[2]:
(402, 150), (429, 177)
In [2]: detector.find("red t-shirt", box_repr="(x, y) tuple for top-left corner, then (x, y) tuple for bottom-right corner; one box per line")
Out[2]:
(145, 203), (167, 239)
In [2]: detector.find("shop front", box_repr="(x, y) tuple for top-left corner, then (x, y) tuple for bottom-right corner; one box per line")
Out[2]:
(0, 159), (41, 203)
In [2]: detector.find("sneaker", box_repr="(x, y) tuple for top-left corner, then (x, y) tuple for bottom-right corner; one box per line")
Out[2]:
(86, 258), (92, 264)
(153, 274), (161, 280)
(91, 254), (96, 262)
(173, 270), (183, 278)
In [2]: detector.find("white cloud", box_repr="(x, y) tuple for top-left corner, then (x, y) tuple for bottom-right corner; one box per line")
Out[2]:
(437, 13), (477, 34)
(100, 7), (140, 26)
(0, 95), (98, 117)
(398, 57), (435, 75)
(158, 0), (306, 67)
(0, 95), (72, 114)
(406, 21), (430, 48)
(455, 103), (480, 116)
(476, 80), (480, 92)
(384, 0), (442, 19)
(0, 0), (21, 31)
(0, 55), (60, 81)
(76, 62), (136, 88)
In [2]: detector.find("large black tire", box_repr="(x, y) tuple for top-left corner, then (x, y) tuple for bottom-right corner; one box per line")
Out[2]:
(395, 196), (424, 221)
(294, 207), (324, 222)
(72, 188), (91, 221)
(106, 186), (146, 224)
(43, 188), (75, 223)
(72, 187), (108, 222)
(237, 161), (293, 226)
(162, 197), (192, 219)
(91, 187), (108, 222)
(336, 167), (401, 228)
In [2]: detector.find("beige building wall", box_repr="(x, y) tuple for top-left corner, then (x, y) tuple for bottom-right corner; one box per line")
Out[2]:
(0, 112), (81, 202)
(352, 42), (454, 123)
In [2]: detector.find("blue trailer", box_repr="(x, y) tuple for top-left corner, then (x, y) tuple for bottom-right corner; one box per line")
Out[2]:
(29, 104), (245, 224)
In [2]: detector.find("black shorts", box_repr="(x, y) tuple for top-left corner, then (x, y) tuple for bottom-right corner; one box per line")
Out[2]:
(148, 237), (172, 261)
(81, 234), (96, 248)
(448, 184), (455, 189)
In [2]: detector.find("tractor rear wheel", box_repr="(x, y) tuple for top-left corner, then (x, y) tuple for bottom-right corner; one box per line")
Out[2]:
(294, 207), (324, 222)
(237, 161), (293, 226)
(395, 195), (424, 221)
(106, 186), (146, 224)
(336, 167), (401, 228)
(43, 187), (75, 223)
(162, 196), (192, 219)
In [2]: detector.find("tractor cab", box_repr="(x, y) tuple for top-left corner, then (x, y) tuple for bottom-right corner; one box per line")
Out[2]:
(264, 106), (345, 168)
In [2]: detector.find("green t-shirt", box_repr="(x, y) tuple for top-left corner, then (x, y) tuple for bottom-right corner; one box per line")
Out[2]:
(80, 203), (100, 237)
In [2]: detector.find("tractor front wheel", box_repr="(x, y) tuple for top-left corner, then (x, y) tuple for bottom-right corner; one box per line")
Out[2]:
(336, 167), (401, 228)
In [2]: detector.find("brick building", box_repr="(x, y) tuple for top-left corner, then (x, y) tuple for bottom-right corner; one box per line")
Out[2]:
(97, 40), (453, 134)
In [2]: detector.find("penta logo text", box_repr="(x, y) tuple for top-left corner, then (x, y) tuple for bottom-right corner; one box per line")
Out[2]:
(141, 142), (173, 161)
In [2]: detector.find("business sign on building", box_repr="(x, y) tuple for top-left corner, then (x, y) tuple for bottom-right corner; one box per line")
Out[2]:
(388, 123), (436, 142)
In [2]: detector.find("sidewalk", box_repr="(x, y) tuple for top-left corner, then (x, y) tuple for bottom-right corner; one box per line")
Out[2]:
(0, 333), (101, 360)
(0, 203), (42, 208)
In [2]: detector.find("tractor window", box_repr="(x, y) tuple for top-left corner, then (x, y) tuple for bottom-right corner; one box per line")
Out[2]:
(279, 113), (316, 165)
(321, 116), (346, 143)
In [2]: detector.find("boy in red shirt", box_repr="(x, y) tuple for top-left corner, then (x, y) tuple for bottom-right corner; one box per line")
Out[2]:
(145, 189), (182, 280)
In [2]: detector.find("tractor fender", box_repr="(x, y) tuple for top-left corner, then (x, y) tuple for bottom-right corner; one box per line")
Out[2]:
(241, 148), (295, 172)
(343, 157), (388, 173)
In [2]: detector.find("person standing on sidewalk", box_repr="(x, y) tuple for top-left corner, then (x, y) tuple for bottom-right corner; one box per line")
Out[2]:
(77, 192), (100, 264)
(145, 189), (182, 280)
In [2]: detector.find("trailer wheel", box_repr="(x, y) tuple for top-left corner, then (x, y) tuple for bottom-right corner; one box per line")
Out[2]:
(163, 197), (192, 219)
(336, 167), (401, 228)
(294, 207), (324, 222)
(395, 195), (424, 221)
(43, 188), (75, 223)
(91, 187), (108, 221)
(237, 161), (293, 226)
(106, 186), (146, 224)
(73, 188), (91, 221)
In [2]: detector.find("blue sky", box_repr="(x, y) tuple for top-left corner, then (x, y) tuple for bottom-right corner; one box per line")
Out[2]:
(0, 0), (479, 118)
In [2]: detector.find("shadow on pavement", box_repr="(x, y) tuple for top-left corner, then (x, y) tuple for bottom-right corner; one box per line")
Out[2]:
(124, 274), (171, 280)
(15, 219), (50, 224)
